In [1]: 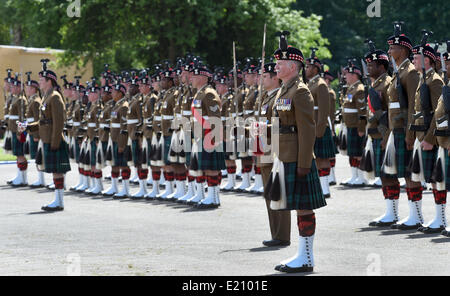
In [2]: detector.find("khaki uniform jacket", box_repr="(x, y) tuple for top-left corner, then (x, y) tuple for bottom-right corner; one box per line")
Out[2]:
(28, 88), (66, 150)
(368, 73), (391, 140)
(3, 93), (12, 123)
(243, 85), (258, 120)
(86, 100), (101, 141)
(387, 59), (420, 142)
(191, 84), (221, 142)
(26, 93), (42, 139)
(257, 87), (279, 167)
(8, 94), (27, 133)
(161, 87), (179, 136)
(308, 75), (330, 138)
(127, 93), (143, 141)
(142, 92), (157, 139)
(71, 100), (85, 140)
(413, 69), (444, 145)
(341, 80), (366, 133)
(181, 86), (196, 132)
(110, 97), (129, 150)
(272, 76), (316, 169)
(152, 92), (164, 134)
(434, 81), (450, 148)
(98, 99), (114, 143)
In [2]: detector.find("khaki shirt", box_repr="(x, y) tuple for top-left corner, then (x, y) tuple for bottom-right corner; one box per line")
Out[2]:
(387, 59), (420, 142)
(342, 80), (366, 133)
(142, 92), (157, 139)
(98, 99), (114, 142)
(160, 87), (179, 136)
(127, 93), (143, 141)
(26, 93), (42, 138)
(413, 69), (444, 145)
(191, 84), (221, 142)
(110, 97), (129, 150)
(152, 91), (164, 134)
(272, 76), (316, 168)
(368, 72), (391, 140)
(308, 75), (330, 137)
(86, 100), (101, 141)
(8, 94), (27, 133)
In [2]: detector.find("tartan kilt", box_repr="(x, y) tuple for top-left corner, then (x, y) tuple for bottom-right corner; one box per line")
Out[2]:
(113, 142), (127, 167)
(372, 138), (384, 177)
(29, 135), (39, 159)
(43, 140), (71, 174)
(90, 140), (98, 166)
(283, 160), (326, 211)
(199, 148), (226, 171)
(381, 131), (412, 179)
(132, 139), (142, 167)
(346, 127), (364, 157)
(420, 147), (438, 183)
(74, 141), (81, 163)
(12, 133), (25, 156)
(163, 136), (171, 165)
(314, 127), (335, 159)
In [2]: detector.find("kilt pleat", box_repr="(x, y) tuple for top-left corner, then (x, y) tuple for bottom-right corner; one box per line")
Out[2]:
(90, 140), (98, 167)
(282, 160), (326, 211)
(381, 131), (412, 179)
(314, 127), (335, 159)
(43, 140), (71, 174)
(113, 142), (127, 167)
(29, 135), (39, 159)
(372, 138), (383, 177)
(346, 127), (364, 157)
(12, 133), (25, 156)
(420, 147), (438, 183)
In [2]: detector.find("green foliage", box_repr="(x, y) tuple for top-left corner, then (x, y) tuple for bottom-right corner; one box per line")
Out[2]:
(0, 0), (330, 76)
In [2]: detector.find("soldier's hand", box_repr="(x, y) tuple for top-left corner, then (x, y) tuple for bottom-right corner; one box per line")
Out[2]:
(358, 131), (365, 138)
(420, 140), (434, 151)
(296, 167), (310, 178)
(405, 137), (414, 150)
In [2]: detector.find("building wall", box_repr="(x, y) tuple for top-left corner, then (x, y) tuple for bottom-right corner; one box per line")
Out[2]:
(1, 45), (93, 118)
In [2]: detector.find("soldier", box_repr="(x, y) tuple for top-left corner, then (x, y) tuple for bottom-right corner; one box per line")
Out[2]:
(266, 31), (325, 273)
(408, 34), (445, 233)
(177, 60), (199, 203)
(69, 79), (88, 192)
(360, 42), (396, 226)
(305, 49), (333, 198)
(106, 82), (131, 198)
(24, 59), (71, 211)
(219, 68), (241, 192)
(382, 22), (421, 230)
(234, 59), (256, 192)
(3, 69), (14, 159)
(24, 73), (45, 188)
(8, 74), (28, 187)
(83, 79), (104, 195)
(146, 69), (165, 199)
(257, 61), (291, 247)
(157, 67), (179, 200)
(322, 70), (338, 186)
(189, 63), (225, 208)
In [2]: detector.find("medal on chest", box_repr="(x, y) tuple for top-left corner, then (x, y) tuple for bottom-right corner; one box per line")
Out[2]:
(276, 98), (291, 111)
(193, 99), (202, 108)
(346, 94), (353, 102)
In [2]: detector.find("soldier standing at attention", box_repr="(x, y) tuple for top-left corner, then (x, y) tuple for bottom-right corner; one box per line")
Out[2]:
(25, 60), (71, 211)
(266, 31), (326, 273)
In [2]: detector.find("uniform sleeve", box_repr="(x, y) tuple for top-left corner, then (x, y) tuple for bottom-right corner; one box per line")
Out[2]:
(405, 70), (421, 142)
(118, 104), (129, 150)
(51, 95), (65, 150)
(294, 87), (316, 168)
(423, 78), (444, 144)
(316, 83), (331, 137)
(354, 88), (367, 133)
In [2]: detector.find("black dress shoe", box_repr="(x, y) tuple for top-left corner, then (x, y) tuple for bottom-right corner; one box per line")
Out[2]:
(195, 203), (219, 209)
(329, 181), (336, 186)
(262, 239), (290, 247)
(41, 206), (64, 212)
(422, 226), (445, 234)
(276, 264), (313, 273)
(396, 223), (422, 230)
(441, 230), (450, 237)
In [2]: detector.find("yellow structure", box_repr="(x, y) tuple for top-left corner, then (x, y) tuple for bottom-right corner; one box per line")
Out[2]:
(1, 45), (93, 118)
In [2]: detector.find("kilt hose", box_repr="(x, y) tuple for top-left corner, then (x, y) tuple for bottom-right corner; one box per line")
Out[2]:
(29, 135), (39, 159)
(381, 131), (412, 179)
(314, 127), (335, 159)
(346, 127), (364, 157)
(43, 140), (71, 174)
(261, 165), (291, 242)
(372, 138), (384, 178)
(282, 160), (326, 211)
(420, 146), (438, 183)
(112, 142), (127, 167)
(12, 133), (25, 156)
